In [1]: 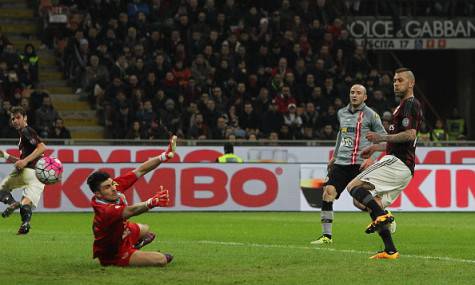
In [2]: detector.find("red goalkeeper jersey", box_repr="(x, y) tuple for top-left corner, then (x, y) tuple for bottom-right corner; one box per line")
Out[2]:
(91, 171), (138, 259)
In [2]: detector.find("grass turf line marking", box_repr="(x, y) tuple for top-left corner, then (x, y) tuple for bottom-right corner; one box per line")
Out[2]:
(164, 240), (475, 264)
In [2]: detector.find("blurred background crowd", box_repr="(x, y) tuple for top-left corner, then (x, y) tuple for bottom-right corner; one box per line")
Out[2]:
(0, 0), (471, 142)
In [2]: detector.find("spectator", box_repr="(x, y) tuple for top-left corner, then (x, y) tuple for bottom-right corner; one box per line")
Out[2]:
(284, 103), (303, 138)
(446, 108), (466, 140)
(275, 85), (296, 114)
(125, 120), (147, 140)
(418, 121), (431, 146)
(19, 44), (39, 84)
(260, 100), (284, 136)
(111, 103), (134, 139)
(367, 89), (391, 116)
(1, 44), (20, 69)
(238, 102), (260, 133)
(34, 95), (59, 138)
(191, 54), (212, 87)
(302, 102), (319, 129)
(211, 116), (227, 139)
(317, 124), (337, 140)
(431, 119), (448, 143)
(160, 99), (182, 134)
(188, 113), (208, 139)
(49, 118), (72, 140)
(203, 99), (221, 130)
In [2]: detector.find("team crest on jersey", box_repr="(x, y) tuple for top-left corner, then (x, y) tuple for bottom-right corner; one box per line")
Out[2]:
(342, 137), (353, 147)
(402, 118), (410, 127)
(389, 125), (395, 131)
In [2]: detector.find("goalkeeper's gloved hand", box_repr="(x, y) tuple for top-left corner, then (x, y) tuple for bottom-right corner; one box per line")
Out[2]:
(158, 135), (177, 162)
(0, 150), (10, 161)
(146, 187), (170, 209)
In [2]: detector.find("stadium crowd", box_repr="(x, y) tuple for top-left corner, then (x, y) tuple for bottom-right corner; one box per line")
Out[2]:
(2, 0), (469, 141)
(51, 0), (390, 141)
(0, 25), (71, 140)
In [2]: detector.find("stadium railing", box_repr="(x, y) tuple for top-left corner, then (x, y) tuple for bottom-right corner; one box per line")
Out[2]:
(0, 139), (474, 147)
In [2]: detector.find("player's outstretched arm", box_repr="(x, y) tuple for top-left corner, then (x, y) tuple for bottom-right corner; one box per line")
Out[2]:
(122, 187), (170, 219)
(133, 135), (177, 177)
(0, 150), (20, 163)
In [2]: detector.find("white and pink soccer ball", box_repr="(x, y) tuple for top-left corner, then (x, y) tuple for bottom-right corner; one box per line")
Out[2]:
(35, 156), (63, 185)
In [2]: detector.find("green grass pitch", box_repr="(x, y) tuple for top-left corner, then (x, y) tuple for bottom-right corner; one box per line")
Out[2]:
(1, 212), (474, 285)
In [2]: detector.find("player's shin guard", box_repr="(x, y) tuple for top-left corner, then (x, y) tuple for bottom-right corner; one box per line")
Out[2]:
(349, 187), (385, 217)
(378, 225), (397, 254)
(20, 204), (32, 223)
(0, 191), (16, 205)
(321, 201), (333, 238)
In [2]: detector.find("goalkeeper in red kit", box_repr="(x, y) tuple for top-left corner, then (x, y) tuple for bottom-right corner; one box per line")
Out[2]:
(87, 136), (177, 267)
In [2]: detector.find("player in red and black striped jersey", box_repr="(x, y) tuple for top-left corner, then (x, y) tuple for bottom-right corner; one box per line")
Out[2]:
(0, 106), (47, 234)
(386, 94), (423, 174)
(345, 68), (423, 259)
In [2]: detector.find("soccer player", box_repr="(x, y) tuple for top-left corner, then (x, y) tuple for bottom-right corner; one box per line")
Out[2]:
(311, 84), (387, 245)
(346, 68), (423, 259)
(0, 106), (46, 234)
(87, 135), (177, 267)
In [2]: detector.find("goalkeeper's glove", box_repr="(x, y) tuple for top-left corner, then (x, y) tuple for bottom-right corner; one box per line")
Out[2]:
(0, 150), (9, 160)
(158, 135), (177, 162)
(146, 188), (170, 209)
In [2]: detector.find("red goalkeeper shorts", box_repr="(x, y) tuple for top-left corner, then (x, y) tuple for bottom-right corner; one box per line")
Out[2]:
(98, 222), (141, 266)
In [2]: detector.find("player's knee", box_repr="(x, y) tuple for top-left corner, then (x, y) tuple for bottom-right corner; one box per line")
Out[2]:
(347, 180), (372, 193)
(139, 223), (150, 236)
(353, 199), (367, 211)
(0, 191), (13, 204)
(322, 186), (337, 202)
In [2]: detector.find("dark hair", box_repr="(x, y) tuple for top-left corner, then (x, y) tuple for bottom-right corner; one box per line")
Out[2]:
(395, 67), (415, 81)
(87, 171), (111, 193)
(10, 106), (26, 116)
(224, 142), (234, 154)
(395, 67), (412, 74)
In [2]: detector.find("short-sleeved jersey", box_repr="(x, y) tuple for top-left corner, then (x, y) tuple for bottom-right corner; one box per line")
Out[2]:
(334, 103), (387, 165)
(18, 126), (43, 169)
(91, 171), (138, 259)
(386, 96), (423, 174)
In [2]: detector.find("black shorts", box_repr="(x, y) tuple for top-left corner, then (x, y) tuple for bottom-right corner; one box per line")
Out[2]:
(325, 164), (361, 199)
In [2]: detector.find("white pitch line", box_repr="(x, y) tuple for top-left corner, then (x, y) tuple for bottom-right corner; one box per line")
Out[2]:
(164, 240), (475, 264)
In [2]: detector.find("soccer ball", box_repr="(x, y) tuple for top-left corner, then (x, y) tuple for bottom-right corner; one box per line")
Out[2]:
(35, 156), (63, 185)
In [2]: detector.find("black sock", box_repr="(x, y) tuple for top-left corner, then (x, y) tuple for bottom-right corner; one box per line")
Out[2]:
(0, 191), (16, 205)
(321, 201), (333, 211)
(378, 227), (397, 253)
(370, 211), (377, 220)
(20, 204), (32, 223)
(320, 202), (333, 238)
(350, 187), (385, 217)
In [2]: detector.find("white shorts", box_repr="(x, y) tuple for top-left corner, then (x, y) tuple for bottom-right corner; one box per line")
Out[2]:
(0, 168), (45, 208)
(356, 155), (412, 208)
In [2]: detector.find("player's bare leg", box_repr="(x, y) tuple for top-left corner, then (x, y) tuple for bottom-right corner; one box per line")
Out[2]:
(17, 196), (33, 235)
(128, 250), (173, 267)
(134, 223), (156, 249)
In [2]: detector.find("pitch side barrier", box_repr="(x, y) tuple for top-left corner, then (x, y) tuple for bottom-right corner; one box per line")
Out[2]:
(0, 145), (474, 212)
(0, 162), (473, 212)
